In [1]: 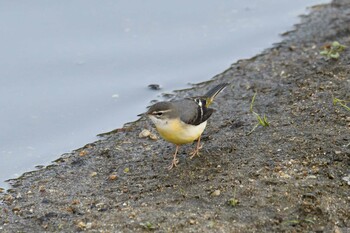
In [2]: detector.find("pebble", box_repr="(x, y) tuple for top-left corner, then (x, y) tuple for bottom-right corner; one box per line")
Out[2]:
(189, 219), (196, 225)
(39, 186), (46, 192)
(86, 222), (92, 229)
(211, 190), (221, 196)
(279, 171), (291, 179)
(109, 174), (118, 180)
(77, 221), (86, 229)
(79, 150), (88, 156)
(90, 172), (97, 177)
(4, 195), (14, 202)
(139, 129), (151, 138)
(342, 175), (350, 185)
(149, 133), (158, 140)
(139, 129), (158, 140)
(148, 84), (161, 90)
(12, 206), (21, 212)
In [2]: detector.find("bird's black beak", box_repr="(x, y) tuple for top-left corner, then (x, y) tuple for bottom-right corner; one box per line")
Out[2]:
(137, 112), (146, 117)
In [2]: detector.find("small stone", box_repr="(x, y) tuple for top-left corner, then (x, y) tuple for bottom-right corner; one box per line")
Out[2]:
(90, 172), (97, 177)
(334, 226), (342, 233)
(342, 175), (350, 185)
(79, 150), (88, 156)
(189, 219), (196, 225)
(279, 171), (291, 179)
(77, 221), (86, 229)
(148, 84), (161, 90)
(139, 129), (151, 138)
(96, 202), (108, 211)
(311, 166), (319, 174)
(35, 165), (45, 169)
(109, 174), (118, 180)
(335, 151), (341, 155)
(129, 212), (136, 219)
(86, 222), (92, 229)
(4, 194), (13, 202)
(39, 185), (46, 193)
(207, 220), (215, 228)
(211, 190), (221, 196)
(12, 206), (21, 212)
(149, 133), (158, 140)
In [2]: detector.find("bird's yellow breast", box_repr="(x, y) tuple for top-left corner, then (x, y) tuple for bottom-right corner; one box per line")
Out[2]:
(154, 118), (207, 145)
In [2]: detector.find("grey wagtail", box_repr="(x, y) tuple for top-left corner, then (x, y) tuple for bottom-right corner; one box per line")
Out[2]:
(139, 83), (228, 169)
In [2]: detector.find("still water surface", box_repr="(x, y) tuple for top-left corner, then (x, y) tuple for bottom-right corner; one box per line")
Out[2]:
(0, 0), (329, 187)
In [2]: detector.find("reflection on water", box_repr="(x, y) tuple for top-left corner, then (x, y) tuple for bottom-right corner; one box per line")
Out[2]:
(0, 0), (329, 187)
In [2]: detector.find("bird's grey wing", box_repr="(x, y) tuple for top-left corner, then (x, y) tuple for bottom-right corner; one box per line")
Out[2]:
(174, 99), (214, 126)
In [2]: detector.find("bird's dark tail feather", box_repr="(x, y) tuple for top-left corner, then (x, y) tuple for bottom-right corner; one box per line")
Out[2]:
(204, 83), (229, 107)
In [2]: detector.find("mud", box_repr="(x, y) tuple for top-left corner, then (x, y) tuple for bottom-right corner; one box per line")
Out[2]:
(1, 0), (349, 232)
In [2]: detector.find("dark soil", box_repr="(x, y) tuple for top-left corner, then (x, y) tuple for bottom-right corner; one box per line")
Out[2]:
(1, 0), (349, 232)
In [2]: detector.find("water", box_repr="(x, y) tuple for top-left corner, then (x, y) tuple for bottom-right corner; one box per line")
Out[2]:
(0, 0), (329, 188)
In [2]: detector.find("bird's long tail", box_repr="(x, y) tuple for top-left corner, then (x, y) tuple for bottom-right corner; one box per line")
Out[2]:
(204, 83), (229, 107)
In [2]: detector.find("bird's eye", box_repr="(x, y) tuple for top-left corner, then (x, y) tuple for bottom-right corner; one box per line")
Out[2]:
(155, 112), (163, 116)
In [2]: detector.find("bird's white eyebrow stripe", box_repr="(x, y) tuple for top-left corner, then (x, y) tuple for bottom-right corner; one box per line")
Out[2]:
(152, 109), (172, 114)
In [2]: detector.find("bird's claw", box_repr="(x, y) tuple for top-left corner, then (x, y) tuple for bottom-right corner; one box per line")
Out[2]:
(189, 144), (203, 159)
(167, 158), (179, 170)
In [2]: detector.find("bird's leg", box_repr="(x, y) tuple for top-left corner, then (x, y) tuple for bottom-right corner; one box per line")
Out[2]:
(190, 137), (203, 159)
(167, 145), (180, 170)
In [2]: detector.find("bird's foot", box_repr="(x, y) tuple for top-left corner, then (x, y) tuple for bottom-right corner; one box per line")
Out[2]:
(167, 158), (179, 170)
(189, 144), (203, 159)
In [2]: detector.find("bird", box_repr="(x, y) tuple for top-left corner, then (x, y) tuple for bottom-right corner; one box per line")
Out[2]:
(139, 83), (229, 169)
